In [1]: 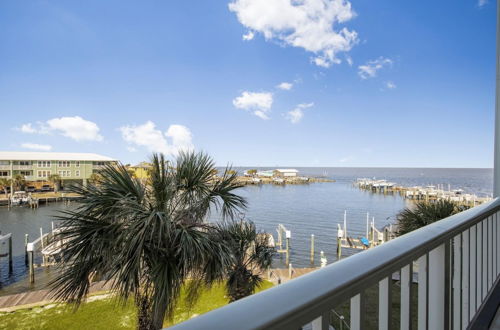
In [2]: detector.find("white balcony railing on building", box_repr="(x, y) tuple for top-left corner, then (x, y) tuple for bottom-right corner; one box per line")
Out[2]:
(170, 198), (500, 330)
(13, 165), (32, 170)
(0, 165), (10, 170)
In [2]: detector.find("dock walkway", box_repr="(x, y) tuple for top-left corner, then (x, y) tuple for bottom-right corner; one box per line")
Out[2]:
(0, 281), (112, 311)
(267, 267), (318, 284)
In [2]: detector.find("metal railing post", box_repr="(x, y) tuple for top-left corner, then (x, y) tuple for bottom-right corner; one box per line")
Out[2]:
(379, 275), (393, 330)
(428, 244), (446, 329)
(350, 292), (366, 330)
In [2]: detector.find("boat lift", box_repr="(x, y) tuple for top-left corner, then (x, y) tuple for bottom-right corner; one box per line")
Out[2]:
(276, 224), (291, 265)
(336, 211), (395, 260)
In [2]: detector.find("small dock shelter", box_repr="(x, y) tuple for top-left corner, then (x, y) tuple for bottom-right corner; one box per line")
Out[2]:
(274, 169), (299, 178)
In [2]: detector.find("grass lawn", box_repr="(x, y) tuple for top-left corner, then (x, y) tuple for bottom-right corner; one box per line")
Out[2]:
(0, 281), (274, 330)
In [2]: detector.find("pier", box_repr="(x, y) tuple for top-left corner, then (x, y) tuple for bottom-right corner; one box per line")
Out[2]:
(336, 211), (396, 259)
(0, 193), (82, 208)
(354, 178), (491, 206)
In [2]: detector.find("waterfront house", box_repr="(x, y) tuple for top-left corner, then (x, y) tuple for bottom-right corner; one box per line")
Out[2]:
(0, 151), (116, 188)
(274, 169), (299, 178)
(127, 162), (151, 180)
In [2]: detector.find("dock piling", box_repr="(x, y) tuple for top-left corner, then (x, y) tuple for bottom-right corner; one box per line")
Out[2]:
(285, 235), (290, 265)
(310, 234), (315, 264)
(24, 234), (29, 266)
(8, 235), (12, 274)
(40, 227), (46, 266)
(28, 250), (34, 284)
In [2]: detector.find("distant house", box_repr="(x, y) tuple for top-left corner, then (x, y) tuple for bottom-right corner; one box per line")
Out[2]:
(256, 170), (274, 177)
(274, 169), (299, 178)
(128, 162), (151, 179)
(0, 151), (116, 186)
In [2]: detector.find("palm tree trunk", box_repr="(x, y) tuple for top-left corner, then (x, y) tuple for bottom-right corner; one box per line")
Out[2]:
(136, 294), (155, 330)
(150, 298), (168, 330)
(136, 291), (168, 330)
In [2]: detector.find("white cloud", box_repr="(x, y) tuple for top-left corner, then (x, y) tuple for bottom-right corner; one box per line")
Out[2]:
(165, 124), (194, 152)
(19, 116), (103, 142)
(233, 91), (273, 119)
(277, 82), (293, 90)
(242, 31), (254, 40)
(120, 121), (193, 156)
(46, 116), (103, 141)
(478, 0), (488, 7)
(345, 55), (353, 66)
(286, 102), (314, 124)
(386, 81), (397, 89)
(20, 123), (38, 134)
(254, 110), (270, 120)
(21, 143), (52, 151)
(358, 57), (393, 79)
(229, 0), (358, 68)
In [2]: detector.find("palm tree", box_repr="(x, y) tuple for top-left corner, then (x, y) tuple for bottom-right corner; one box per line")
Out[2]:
(88, 172), (102, 185)
(0, 178), (10, 196)
(50, 152), (246, 330)
(396, 200), (469, 236)
(215, 219), (275, 302)
(12, 174), (26, 191)
(48, 174), (62, 192)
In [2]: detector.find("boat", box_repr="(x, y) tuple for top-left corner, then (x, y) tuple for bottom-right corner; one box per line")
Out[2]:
(273, 178), (284, 184)
(10, 191), (29, 206)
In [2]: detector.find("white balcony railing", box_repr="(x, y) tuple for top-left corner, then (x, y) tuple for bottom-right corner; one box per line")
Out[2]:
(13, 165), (32, 170)
(0, 165), (10, 170)
(170, 198), (500, 330)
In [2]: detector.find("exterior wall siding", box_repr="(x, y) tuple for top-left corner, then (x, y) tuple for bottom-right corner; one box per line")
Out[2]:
(1, 160), (113, 181)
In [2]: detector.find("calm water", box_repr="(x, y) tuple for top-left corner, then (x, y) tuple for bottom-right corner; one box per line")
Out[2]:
(0, 167), (492, 289)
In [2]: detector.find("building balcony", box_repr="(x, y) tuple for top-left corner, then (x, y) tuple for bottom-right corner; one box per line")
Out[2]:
(0, 165), (11, 170)
(170, 198), (500, 330)
(13, 165), (32, 170)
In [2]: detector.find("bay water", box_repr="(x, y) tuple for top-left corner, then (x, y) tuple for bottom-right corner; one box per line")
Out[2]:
(0, 167), (492, 290)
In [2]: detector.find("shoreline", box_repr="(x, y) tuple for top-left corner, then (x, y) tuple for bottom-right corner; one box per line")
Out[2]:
(234, 176), (335, 186)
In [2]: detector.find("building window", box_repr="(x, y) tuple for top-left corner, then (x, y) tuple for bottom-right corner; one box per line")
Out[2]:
(19, 161), (31, 166)
(0, 161), (9, 165)
(58, 170), (71, 177)
(20, 171), (32, 176)
(75, 170), (80, 177)
(75, 161), (80, 167)
(93, 161), (105, 166)
(37, 170), (51, 178)
(0, 171), (9, 177)
(58, 161), (70, 167)
(37, 161), (51, 168)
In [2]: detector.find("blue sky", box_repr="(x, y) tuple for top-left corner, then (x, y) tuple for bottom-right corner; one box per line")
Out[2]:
(0, 0), (497, 167)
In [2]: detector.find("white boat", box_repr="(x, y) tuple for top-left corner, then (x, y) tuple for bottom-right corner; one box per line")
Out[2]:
(10, 191), (29, 206)
(273, 178), (284, 184)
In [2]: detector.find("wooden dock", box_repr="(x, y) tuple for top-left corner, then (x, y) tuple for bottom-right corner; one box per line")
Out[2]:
(0, 194), (82, 207)
(0, 281), (112, 311)
(266, 267), (319, 284)
(354, 178), (491, 206)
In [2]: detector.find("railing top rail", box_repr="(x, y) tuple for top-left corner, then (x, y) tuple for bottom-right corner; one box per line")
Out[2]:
(169, 198), (500, 330)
